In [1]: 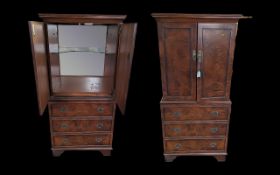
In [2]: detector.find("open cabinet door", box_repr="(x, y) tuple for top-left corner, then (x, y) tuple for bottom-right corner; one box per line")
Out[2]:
(29, 21), (50, 115)
(115, 23), (137, 115)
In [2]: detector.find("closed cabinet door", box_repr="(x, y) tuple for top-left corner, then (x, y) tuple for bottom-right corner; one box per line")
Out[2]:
(158, 23), (197, 101)
(197, 23), (237, 101)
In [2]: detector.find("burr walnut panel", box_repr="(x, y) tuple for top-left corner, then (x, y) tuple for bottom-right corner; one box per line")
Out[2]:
(159, 23), (197, 100)
(164, 122), (227, 137)
(165, 138), (226, 153)
(198, 23), (237, 100)
(52, 119), (112, 132)
(49, 102), (113, 117)
(53, 134), (111, 147)
(163, 106), (229, 121)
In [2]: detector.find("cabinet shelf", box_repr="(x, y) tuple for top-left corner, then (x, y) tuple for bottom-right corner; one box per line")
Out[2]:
(51, 76), (113, 97)
(59, 47), (105, 54)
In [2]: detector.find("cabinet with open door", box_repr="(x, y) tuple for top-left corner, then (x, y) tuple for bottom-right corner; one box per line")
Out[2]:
(29, 14), (137, 156)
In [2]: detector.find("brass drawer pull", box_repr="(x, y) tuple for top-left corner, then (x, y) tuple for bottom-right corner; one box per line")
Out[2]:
(173, 112), (181, 117)
(96, 137), (103, 143)
(96, 123), (104, 129)
(210, 142), (217, 148)
(62, 138), (69, 145)
(210, 111), (219, 117)
(173, 128), (181, 133)
(97, 106), (104, 113)
(60, 106), (68, 112)
(175, 143), (182, 149)
(210, 127), (219, 133)
(60, 123), (68, 129)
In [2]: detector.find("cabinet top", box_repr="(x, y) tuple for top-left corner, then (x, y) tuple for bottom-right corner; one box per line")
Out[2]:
(152, 13), (251, 22)
(39, 13), (127, 24)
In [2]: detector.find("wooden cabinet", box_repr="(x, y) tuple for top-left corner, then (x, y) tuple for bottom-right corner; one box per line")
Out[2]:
(153, 13), (249, 162)
(29, 14), (137, 157)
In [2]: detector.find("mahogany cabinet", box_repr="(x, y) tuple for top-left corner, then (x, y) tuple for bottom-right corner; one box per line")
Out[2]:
(29, 14), (137, 156)
(152, 13), (249, 162)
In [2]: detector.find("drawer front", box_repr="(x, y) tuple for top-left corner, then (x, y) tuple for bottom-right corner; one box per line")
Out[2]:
(52, 119), (112, 132)
(164, 123), (227, 137)
(165, 139), (225, 153)
(50, 103), (113, 117)
(163, 106), (228, 121)
(53, 134), (111, 146)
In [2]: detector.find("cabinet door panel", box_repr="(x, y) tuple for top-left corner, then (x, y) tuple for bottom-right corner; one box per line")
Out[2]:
(158, 23), (197, 101)
(115, 23), (137, 115)
(198, 23), (237, 100)
(29, 21), (50, 115)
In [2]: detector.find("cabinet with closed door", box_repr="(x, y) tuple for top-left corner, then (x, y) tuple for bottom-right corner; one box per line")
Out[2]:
(29, 14), (137, 156)
(152, 13), (249, 162)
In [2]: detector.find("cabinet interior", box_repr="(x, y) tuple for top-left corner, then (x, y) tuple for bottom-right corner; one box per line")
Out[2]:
(48, 24), (119, 97)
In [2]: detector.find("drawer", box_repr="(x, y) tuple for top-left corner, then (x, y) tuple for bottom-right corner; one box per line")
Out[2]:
(50, 103), (113, 117)
(164, 123), (227, 137)
(165, 139), (225, 153)
(53, 134), (111, 147)
(163, 106), (228, 121)
(52, 119), (112, 132)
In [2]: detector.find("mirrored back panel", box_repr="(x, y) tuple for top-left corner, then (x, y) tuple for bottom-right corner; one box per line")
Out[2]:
(58, 25), (107, 76)
(47, 24), (119, 96)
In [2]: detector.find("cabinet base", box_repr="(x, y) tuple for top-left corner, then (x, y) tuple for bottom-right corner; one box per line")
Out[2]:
(51, 149), (112, 157)
(164, 154), (227, 162)
(214, 155), (226, 162)
(164, 155), (177, 162)
(100, 150), (111, 156)
(52, 150), (64, 157)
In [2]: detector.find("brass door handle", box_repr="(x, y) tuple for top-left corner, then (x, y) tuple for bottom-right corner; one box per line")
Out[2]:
(192, 50), (196, 61)
(197, 50), (203, 63)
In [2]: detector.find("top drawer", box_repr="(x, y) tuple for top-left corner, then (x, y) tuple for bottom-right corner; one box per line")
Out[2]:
(162, 106), (229, 121)
(49, 102), (113, 117)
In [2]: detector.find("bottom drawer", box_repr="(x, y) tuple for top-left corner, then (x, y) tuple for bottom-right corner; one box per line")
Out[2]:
(165, 139), (226, 153)
(53, 134), (111, 147)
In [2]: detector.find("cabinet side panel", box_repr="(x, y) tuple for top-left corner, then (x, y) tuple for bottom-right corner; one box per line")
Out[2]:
(158, 23), (197, 101)
(198, 23), (237, 100)
(29, 21), (50, 115)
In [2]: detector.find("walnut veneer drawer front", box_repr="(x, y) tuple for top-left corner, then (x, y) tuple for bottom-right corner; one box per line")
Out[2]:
(164, 123), (227, 137)
(163, 107), (228, 121)
(53, 134), (111, 147)
(165, 139), (226, 153)
(50, 103), (113, 117)
(52, 119), (112, 132)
